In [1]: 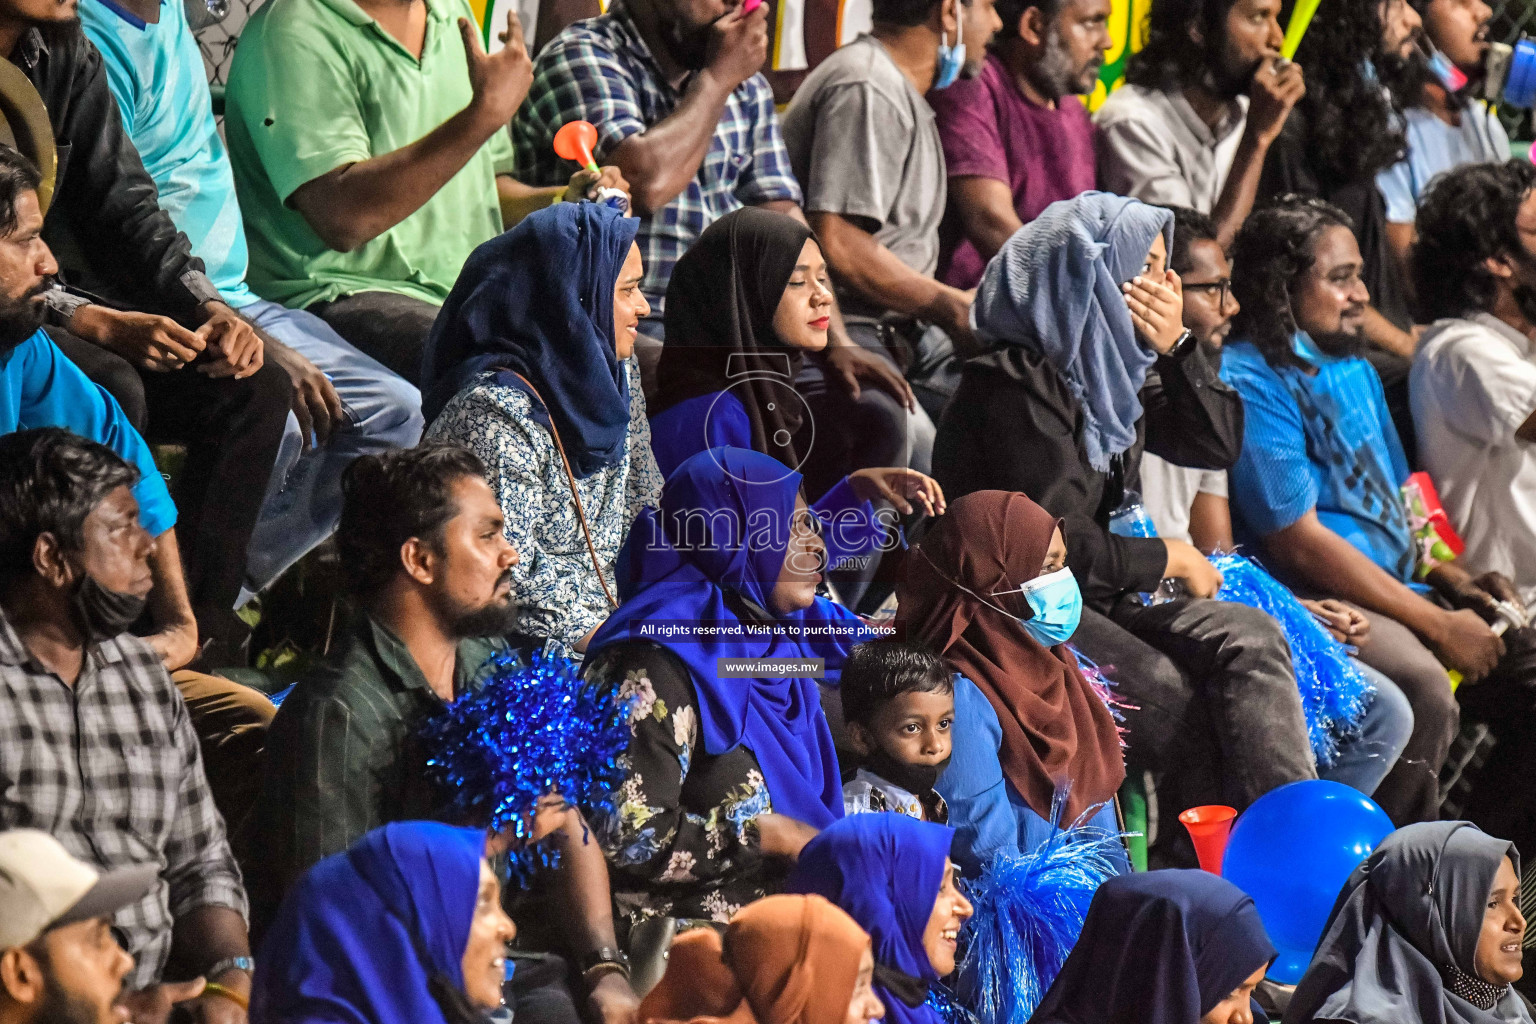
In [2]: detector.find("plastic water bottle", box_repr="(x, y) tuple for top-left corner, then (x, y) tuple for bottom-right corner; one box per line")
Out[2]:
(595, 187), (630, 216)
(1108, 500), (1177, 604)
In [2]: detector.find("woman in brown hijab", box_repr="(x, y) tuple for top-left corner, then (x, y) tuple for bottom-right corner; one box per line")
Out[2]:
(639, 895), (886, 1024)
(894, 490), (1128, 869)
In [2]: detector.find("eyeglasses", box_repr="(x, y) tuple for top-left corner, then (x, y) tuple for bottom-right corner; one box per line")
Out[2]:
(1182, 278), (1232, 305)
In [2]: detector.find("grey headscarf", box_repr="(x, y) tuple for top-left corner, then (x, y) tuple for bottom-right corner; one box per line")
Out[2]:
(970, 191), (1174, 473)
(1285, 821), (1532, 1024)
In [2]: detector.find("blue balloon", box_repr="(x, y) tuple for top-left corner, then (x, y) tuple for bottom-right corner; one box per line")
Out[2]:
(1222, 780), (1393, 984)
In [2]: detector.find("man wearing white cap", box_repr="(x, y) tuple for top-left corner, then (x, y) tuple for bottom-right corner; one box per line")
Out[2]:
(0, 828), (157, 1024)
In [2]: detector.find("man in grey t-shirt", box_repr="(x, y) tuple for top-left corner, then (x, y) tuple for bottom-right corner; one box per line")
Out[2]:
(781, 0), (1000, 414)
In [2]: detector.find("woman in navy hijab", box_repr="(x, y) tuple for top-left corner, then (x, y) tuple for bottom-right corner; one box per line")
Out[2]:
(421, 202), (663, 652)
(584, 446), (879, 938)
(787, 814), (973, 1024)
(1031, 870), (1276, 1024)
(250, 821), (515, 1024)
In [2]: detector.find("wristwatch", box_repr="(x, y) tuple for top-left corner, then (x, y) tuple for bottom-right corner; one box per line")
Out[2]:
(579, 947), (631, 984)
(1167, 328), (1198, 360)
(204, 955), (255, 980)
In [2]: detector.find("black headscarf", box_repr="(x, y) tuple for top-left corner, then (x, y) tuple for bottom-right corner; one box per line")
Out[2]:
(1285, 821), (1532, 1024)
(655, 207), (816, 471)
(1031, 869), (1276, 1024)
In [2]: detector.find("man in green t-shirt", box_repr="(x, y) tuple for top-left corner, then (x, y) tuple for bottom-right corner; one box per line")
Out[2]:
(225, 2), (624, 384)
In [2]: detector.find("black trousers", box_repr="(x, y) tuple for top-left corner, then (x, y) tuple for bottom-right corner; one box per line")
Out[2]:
(308, 290), (441, 387)
(49, 329), (292, 645)
(1074, 599), (1318, 865)
(1453, 626), (1536, 860)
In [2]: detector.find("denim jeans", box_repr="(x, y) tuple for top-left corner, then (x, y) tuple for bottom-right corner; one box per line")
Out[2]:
(240, 300), (424, 594)
(1318, 661), (1415, 798)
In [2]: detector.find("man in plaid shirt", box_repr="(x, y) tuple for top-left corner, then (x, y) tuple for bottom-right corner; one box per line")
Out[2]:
(513, 0), (800, 314)
(0, 429), (251, 1023)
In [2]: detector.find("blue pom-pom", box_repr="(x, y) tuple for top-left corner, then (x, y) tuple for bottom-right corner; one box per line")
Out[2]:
(957, 801), (1126, 1024)
(1209, 553), (1375, 766)
(420, 648), (633, 882)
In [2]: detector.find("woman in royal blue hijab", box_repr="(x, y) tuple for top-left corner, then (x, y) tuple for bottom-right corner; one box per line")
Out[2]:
(584, 446), (878, 939)
(1030, 870), (1276, 1024)
(421, 202), (663, 652)
(787, 814), (973, 1024)
(250, 821), (516, 1024)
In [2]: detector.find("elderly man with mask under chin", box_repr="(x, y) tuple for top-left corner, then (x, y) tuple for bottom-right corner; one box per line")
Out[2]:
(0, 428), (253, 1024)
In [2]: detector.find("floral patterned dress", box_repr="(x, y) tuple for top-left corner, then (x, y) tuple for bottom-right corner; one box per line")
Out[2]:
(425, 359), (663, 649)
(584, 640), (784, 937)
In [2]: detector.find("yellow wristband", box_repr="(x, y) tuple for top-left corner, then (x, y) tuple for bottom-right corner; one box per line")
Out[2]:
(202, 982), (250, 1011)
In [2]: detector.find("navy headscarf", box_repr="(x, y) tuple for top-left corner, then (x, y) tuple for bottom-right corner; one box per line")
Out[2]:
(787, 814), (956, 1024)
(588, 446), (876, 827)
(420, 202), (641, 477)
(1031, 870), (1277, 1024)
(250, 822), (487, 1024)
(972, 192), (1174, 472)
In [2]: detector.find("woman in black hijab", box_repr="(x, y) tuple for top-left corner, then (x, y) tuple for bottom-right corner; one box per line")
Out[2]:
(649, 207), (944, 607)
(1286, 821), (1530, 1024)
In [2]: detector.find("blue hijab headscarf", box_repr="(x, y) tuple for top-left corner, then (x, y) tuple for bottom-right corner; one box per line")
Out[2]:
(588, 446), (876, 827)
(972, 192), (1175, 472)
(787, 814), (956, 1024)
(419, 202), (641, 477)
(1030, 870), (1277, 1024)
(250, 822), (487, 1024)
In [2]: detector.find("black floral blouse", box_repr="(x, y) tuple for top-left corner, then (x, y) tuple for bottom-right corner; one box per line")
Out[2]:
(583, 641), (785, 938)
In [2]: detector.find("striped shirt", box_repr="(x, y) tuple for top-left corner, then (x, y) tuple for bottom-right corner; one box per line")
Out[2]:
(1222, 333), (1416, 584)
(250, 616), (500, 919)
(511, 2), (802, 310)
(0, 608), (246, 988)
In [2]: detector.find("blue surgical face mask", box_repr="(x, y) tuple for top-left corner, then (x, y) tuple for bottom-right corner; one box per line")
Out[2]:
(1018, 566), (1083, 647)
(934, 29), (966, 89)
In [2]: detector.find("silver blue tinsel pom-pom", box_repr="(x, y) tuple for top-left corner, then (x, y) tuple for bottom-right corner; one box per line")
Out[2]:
(958, 799), (1126, 1024)
(420, 647), (633, 853)
(1209, 552), (1375, 766)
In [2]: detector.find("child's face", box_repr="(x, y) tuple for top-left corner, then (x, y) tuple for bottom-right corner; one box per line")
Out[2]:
(853, 689), (955, 766)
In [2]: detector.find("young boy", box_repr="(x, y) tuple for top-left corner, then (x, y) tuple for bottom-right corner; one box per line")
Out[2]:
(840, 640), (955, 823)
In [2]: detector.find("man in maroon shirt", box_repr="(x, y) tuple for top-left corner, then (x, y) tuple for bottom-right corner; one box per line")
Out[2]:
(929, 0), (1109, 288)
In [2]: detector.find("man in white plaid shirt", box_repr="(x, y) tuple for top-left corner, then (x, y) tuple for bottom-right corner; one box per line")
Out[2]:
(0, 429), (251, 1023)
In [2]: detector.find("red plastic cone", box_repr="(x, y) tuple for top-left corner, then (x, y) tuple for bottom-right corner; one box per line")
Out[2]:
(1179, 805), (1237, 875)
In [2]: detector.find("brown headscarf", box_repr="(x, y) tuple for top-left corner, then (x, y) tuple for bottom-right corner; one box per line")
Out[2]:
(640, 895), (872, 1024)
(894, 490), (1125, 823)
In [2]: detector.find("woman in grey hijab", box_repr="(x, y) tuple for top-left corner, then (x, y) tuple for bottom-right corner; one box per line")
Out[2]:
(1285, 821), (1530, 1024)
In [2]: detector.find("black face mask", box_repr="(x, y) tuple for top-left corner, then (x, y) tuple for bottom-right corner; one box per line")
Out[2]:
(862, 747), (952, 796)
(72, 571), (146, 642)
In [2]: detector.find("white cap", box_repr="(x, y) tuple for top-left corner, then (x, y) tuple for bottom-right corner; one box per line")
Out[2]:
(0, 829), (157, 949)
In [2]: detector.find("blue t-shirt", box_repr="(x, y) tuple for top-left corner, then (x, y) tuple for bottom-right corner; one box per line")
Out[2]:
(0, 330), (176, 535)
(81, 0), (258, 308)
(1377, 103), (1509, 223)
(1222, 334), (1416, 584)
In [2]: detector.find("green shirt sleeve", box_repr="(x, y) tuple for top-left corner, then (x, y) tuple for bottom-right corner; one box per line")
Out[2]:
(232, 25), (375, 204)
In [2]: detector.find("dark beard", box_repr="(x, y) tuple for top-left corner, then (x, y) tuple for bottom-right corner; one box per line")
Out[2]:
(1207, 41), (1262, 100)
(1512, 282), (1536, 329)
(1377, 46), (1460, 110)
(1310, 328), (1370, 360)
(1198, 336), (1225, 367)
(663, 16), (711, 71)
(35, 970), (107, 1024)
(0, 288), (46, 356)
(445, 570), (521, 639)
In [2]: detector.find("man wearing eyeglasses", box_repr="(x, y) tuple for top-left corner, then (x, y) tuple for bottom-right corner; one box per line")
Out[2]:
(1138, 206), (1239, 550)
